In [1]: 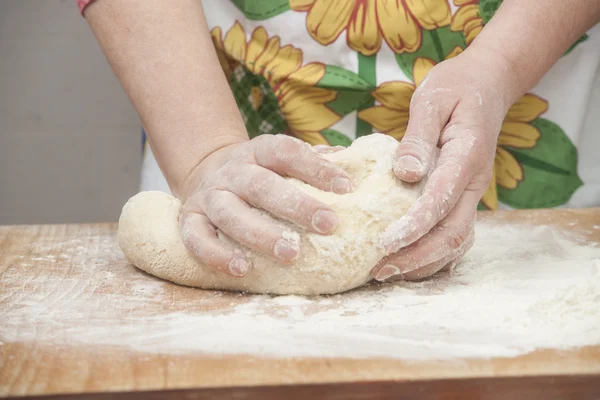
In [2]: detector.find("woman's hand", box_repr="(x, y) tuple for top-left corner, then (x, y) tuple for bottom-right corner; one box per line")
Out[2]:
(373, 46), (516, 282)
(373, 0), (600, 282)
(179, 134), (354, 278)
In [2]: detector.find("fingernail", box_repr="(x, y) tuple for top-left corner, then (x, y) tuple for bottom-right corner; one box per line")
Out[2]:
(374, 265), (402, 282)
(331, 177), (353, 194)
(312, 209), (338, 234)
(396, 155), (422, 173)
(274, 238), (300, 263)
(229, 258), (250, 277)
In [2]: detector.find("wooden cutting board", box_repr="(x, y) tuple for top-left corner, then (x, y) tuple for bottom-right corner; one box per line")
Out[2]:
(1, 209), (599, 398)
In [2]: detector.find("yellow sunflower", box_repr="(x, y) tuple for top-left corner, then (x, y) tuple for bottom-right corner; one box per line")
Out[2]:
(358, 47), (547, 210)
(450, 0), (484, 45)
(290, 0), (452, 56)
(358, 46), (463, 139)
(481, 94), (547, 209)
(211, 22), (341, 145)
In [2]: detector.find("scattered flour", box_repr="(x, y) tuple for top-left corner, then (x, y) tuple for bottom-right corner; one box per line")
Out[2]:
(1, 222), (599, 361)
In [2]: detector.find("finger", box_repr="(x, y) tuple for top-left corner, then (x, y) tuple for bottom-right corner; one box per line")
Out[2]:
(179, 211), (250, 277)
(224, 163), (339, 235)
(375, 224), (474, 282)
(312, 145), (346, 154)
(376, 196), (476, 276)
(373, 188), (479, 281)
(253, 134), (354, 194)
(397, 236), (473, 282)
(380, 130), (479, 255)
(202, 189), (300, 264)
(394, 82), (457, 183)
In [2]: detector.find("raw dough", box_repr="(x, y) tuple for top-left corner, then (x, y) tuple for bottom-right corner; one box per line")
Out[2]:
(118, 134), (423, 295)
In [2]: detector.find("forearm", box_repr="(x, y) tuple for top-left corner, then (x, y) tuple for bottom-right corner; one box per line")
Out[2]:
(470, 0), (600, 103)
(85, 0), (247, 196)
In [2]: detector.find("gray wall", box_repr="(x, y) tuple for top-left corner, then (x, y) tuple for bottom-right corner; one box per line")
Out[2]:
(0, 0), (141, 225)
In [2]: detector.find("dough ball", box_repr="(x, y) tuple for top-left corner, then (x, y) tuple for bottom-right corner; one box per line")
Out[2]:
(118, 134), (423, 295)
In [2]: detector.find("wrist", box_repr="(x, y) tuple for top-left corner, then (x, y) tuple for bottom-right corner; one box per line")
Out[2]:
(462, 41), (524, 109)
(174, 137), (246, 201)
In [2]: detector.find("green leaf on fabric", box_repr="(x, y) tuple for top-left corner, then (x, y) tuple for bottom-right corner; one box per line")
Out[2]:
(395, 27), (466, 81)
(230, 65), (287, 138)
(479, 0), (502, 24)
(318, 65), (375, 91)
(321, 129), (353, 147)
(432, 28), (466, 60)
(231, 0), (290, 20)
(497, 118), (583, 209)
(564, 34), (589, 56)
(477, 202), (489, 211)
(355, 117), (373, 137)
(355, 54), (377, 138)
(326, 90), (373, 116)
(318, 63), (376, 118)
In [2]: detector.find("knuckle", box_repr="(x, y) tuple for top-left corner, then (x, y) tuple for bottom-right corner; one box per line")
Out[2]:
(204, 191), (231, 228)
(180, 216), (204, 256)
(180, 227), (196, 252)
(277, 188), (316, 223)
(399, 136), (432, 159)
(179, 213), (231, 271)
(460, 140), (491, 173)
(228, 142), (249, 160)
(184, 234), (225, 271)
(445, 229), (468, 252)
(202, 188), (220, 209)
(218, 159), (239, 176)
(212, 161), (238, 189)
(315, 163), (342, 184)
(202, 251), (226, 271)
(258, 134), (305, 169)
(221, 161), (259, 194)
(246, 169), (274, 199)
(468, 162), (494, 194)
(273, 137), (303, 159)
(181, 192), (204, 215)
(295, 193), (318, 216)
(430, 194), (452, 221)
(251, 133), (271, 148)
(481, 165), (494, 186)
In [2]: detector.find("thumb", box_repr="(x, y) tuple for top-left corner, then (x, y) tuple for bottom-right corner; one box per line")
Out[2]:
(394, 89), (456, 183)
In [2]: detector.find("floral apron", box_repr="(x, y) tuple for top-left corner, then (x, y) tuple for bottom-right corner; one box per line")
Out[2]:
(141, 0), (600, 209)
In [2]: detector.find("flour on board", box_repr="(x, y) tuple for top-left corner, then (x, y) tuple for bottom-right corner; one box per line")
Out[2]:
(1, 222), (599, 360)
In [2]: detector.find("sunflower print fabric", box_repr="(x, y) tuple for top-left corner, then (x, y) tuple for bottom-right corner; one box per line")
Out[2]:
(204, 0), (590, 210)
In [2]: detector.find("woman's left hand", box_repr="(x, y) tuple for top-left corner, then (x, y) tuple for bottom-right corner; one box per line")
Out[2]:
(372, 46), (517, 282)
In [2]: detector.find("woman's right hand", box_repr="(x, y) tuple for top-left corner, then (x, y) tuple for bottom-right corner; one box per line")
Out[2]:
(84, 1), (353, 278)
(178, 134), (354, 278)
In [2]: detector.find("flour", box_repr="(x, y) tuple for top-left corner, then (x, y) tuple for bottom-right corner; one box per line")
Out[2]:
(2, 221), (600, 361)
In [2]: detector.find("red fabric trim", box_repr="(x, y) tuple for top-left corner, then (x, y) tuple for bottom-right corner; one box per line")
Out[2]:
(76, 0), (95, 15)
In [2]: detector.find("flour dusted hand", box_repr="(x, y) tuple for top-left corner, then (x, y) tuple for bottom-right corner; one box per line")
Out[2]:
(178, 134), (355, 278)
(118, 134), (424, 295)
(373, 46), (515, 281)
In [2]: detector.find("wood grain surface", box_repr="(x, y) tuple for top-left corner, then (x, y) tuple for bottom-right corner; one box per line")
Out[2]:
(15, 375), (600, 400)
(1, 208), (599, 398)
